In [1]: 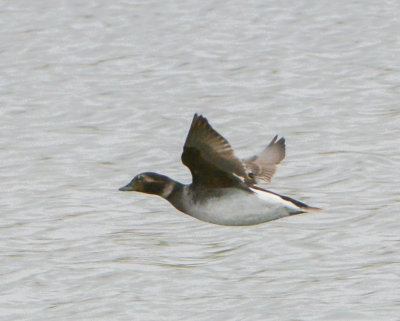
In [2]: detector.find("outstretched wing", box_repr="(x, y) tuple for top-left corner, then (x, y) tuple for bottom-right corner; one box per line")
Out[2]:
(181, 114), (249, 187)
(243, 135), (285, 184)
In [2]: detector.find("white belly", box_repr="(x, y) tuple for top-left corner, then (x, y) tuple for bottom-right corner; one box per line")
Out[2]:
(182, 188), (304, 226)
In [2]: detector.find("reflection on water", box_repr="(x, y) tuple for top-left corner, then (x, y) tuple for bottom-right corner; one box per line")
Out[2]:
(1, 0), (400, 320)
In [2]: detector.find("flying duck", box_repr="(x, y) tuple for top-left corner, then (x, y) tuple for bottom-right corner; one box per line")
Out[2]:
(119, 114), (319, 226)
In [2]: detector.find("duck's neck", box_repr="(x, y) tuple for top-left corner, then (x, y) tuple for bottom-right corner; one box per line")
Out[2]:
(163, 181), (188, 213)
(164, 180), (185, 200)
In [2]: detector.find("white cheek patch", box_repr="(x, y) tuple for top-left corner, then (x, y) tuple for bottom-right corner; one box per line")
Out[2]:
(143, 176), (155, 183)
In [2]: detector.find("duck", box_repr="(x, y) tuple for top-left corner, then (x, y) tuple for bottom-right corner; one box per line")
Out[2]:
(119, 113), (320, 226)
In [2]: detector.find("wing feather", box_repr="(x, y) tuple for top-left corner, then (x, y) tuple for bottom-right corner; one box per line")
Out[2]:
(243, 135), (285, 183)
(181, 114), (249, 187)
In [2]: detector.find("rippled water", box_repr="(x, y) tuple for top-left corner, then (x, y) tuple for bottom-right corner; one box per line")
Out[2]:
(1, 0), (400, 320)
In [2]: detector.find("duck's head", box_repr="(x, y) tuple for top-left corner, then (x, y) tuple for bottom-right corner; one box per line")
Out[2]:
(119, 172), (176, 198)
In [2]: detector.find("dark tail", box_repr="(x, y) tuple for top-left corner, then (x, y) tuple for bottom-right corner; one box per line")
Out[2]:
(279, 194), (321, 212)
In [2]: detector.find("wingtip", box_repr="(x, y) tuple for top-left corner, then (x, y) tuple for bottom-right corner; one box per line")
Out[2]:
(191, 113), (204, 128)
(268, 135), (285, 147)
(270, 135), (278, 145)
(193, 112), (205, 120)
(193, 113), (209, 129)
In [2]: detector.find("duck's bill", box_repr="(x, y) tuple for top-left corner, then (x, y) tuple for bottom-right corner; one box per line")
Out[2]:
(119, 184), (135, 191)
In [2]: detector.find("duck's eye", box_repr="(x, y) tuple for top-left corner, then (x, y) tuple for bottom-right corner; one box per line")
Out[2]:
(136, 175), (144, 182)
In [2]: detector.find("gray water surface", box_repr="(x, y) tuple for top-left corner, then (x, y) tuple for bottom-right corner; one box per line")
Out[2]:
(1, 0), (400, 320)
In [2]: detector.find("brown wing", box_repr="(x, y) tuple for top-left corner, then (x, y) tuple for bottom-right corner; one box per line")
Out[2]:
(243, 135), (285, 183)
(181, 114), (249, 187)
